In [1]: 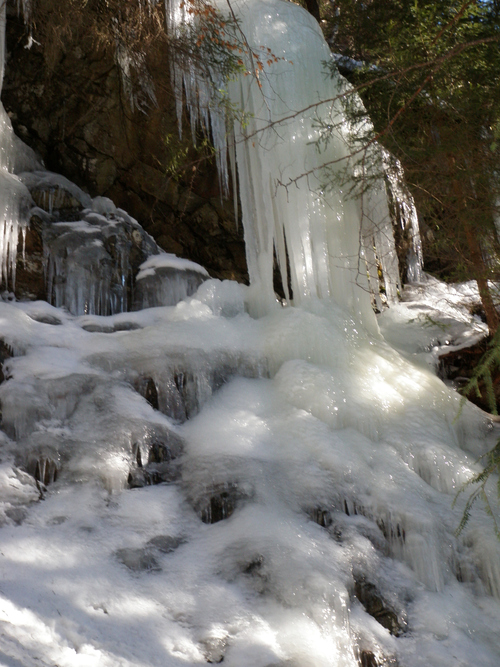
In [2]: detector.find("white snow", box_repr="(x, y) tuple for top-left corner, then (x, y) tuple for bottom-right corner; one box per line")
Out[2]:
(379, 275), (489, 370)
(0, 277), (499, 666)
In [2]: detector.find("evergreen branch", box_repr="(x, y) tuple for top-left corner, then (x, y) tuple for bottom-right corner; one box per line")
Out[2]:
(454, 439), (500, 537)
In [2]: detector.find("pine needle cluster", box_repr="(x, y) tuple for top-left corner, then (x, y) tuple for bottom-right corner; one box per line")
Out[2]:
(461, 329), (500, 416)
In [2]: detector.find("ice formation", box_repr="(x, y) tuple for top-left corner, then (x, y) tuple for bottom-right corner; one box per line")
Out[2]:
(134, 254), (209, 309)
(14, 171), (203, 316)
(383, 151), (425, 285)
(1, 275), (500, 666)
(167, 0), (424, 318)
(0, 2), (499, 667)
(0, 2), (40, 292)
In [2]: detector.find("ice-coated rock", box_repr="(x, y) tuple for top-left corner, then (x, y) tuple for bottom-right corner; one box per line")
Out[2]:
(133, 253), (209, 309)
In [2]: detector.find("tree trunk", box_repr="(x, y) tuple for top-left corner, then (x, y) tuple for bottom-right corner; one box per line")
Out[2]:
(463, 220), (499, 334)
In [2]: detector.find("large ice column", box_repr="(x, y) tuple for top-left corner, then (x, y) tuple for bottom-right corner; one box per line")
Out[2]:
(226, 0), (383, 325)
(167, 0), (401, 328)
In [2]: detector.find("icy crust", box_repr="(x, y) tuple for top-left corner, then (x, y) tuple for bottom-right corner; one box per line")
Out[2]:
(42, 211), (204, 317)
(0, 279), (500, 666)
(0, 289), (267, 487)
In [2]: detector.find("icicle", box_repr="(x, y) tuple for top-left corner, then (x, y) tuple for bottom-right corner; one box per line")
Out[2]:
(0, 3), (39, 291)
(114, 41), (157, 113)
(165, 0), (231, 195)
(0, 171), (31, 291)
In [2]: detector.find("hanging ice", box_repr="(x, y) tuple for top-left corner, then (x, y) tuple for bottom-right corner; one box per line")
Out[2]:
(0, 105), (38, 291)
(0, 1), (40, 292)
(166, 0), (419, 321)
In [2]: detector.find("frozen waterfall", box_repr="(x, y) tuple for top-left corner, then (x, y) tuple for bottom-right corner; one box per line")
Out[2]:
(168, 0), (424, 319)
(0, 1), (499, 667)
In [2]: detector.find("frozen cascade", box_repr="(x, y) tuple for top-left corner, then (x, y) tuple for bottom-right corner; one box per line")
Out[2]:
(168, 0), (415, 319)
(1, 281), (500, 665)
(0, 2), (499, 667)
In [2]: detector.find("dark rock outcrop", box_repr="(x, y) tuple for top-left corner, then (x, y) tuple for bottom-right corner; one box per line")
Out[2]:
(4, 8), (247, 286)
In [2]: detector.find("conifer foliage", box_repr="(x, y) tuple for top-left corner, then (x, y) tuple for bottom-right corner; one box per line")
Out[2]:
(324, 0), (500, 332)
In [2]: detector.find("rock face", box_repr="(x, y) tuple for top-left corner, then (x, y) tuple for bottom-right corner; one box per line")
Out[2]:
(3, 8), (247, 285)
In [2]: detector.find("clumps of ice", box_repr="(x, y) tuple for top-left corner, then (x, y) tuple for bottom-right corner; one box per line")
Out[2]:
(0, 450), (39, 526)
(136, 253), (209, 279)
(0, 105), (40, 175)
(16, 171), (212, 316)
(42, 209), (156, 317)
(15, 172), (195, 317)
(195, 278), (248, 317)
(133, 253), (209, 309)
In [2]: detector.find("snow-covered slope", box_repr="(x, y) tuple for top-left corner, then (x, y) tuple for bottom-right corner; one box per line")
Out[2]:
(0, 275), (500, 667)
